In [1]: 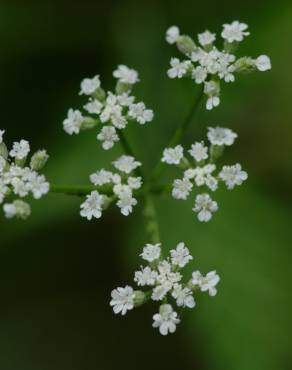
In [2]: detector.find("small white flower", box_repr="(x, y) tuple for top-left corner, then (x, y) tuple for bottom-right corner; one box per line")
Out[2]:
(11, 177), (29, 197)
(183, 168), (196, 180)
(134, 266), (158, 286)
(172, 284), (195, 308)
(162, 145), (184, 165)
(191, 270), (203, 286)
(117, 93), (135, 107)
(63, 109), (83, 135)
(80, 191), (105, 220)
(127, 176), (142, 190)
(128, 102), (154, 124)
(192, 66), (207, 84)
(172, 178), (193, 200)
(100, 93), (121, 123)
(110, 286), (135, 315)
(198, 30), (216, 46)
(29, 174), (50, 199)
(152, 304), (180, 335)
(97, 126), (119, 150)
(157, 261), (182, 286)
(117, 190), (137, 216)
(166, 25), (180, 44)
(207, 127), (237, 146)
(83, 99), (103, 114)
(192, 193), (218, 222)
(167, 58), (191, 79)
(89, 169), (114, 186)
(170, 242), (193, 268)
(113, 155), (141, 174)
(198, 271), (220, 296)
(113, 65), (139, 85)
(3, 200), (31, 219)
(113, 183), (132, 196)
(206, 96), (220, 110)
(0, 129), (5, 143)
(255, 55), (272, 71)
(151, 283), (172, 301)
(221, 21), (250, 43)
(79, 75), (101, 95)
(189, 141), (208, 162)
(9, 140), (30, 160)
(219, 163), (248, 189)
(140, 243), (161, 262)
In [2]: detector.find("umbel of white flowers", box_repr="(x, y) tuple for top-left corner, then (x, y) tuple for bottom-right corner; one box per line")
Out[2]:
(0, 130), (50, 219)
(110, 242), (220, 336)
(80, 155), (142, 220)
(162, 127), (248, 222)
(166, 21), (272, 110)
(62, 65), (154, 150)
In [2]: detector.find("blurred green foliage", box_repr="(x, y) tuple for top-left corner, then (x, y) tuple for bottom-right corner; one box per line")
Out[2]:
(0, 1), (291, 369)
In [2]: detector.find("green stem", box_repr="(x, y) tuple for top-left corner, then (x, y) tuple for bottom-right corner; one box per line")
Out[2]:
(142, 195), (161, 244)
(119, 130), (144, 179)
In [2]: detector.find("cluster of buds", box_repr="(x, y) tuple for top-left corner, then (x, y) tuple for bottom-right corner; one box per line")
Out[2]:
(166, 21), (272, 110)
(63, 65), (154, 150)
(110, 242), (219, 335)
(162, 127), (248, 222)
(80, 155), (142, 220)
(0, 130), (49, 219)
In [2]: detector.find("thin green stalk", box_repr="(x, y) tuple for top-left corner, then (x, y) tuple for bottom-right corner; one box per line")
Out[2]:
(142, 195), (161, 244)
(119, 130), (144, 179)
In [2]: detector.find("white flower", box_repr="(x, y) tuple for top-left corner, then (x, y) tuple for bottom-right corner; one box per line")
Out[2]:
(204, 81), (220, 110)
(127, 176), (142, 190)
(167, 58), (191, 79)
(29, 174), (50, 199)
(151, 283), (172, 301)
(219, 163), (248, 189)
(80, 191), (105, 220)
(113, 183), (132, 196)
(9, 140), (30, 160)
(113, 65), (139, 85)
(206, 96), (220, 110)
(172, 178), (193, 200)
(83, 99), (103, 114)
(192, 66), (207, 84)
(117, 93), (135, 107)
(110, 286), (135, 315)
(152, 304), (180, 335)
(0, 129), (5, 143)
(90, 169), (114, 186)
(255, 55), (272, 71)
(189, 141), (208, 162)
(183, 168), (196, 180)
(140, 243), (161, 262)
(63, 109), (83, 135)
(97, 126), (119, 150)
(207, 127), (237, 146)
(161, 145), (184, 165)
(198, 30), (216, 46)
(157, 261), (182, 285)
(134, 266), (158, 286)
(11, 178), (29, 197)
(172, 284), (195, 308)
(166, 25), (180, 44)
(100, 93), (121, 123)
(79, 75), (101, 95)
(192, 193), (218, 222)
(170, 242), (193, 268)
(113, 155), (141, 174)
(193, 164), (216, 187)
(117, 190), (137, 216)
(221, 21), (250, 43)
(128, 102), (154, 124)
(191, 270), (203, 286)
(3, 200), (31, 219)
(195, 271), (220, 296)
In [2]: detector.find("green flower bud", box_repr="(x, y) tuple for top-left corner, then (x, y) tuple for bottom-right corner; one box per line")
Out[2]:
(115, 81), (132, 95)
(233, 57), (256, 74)
(133, 290), (150, 307)
(30, 150), (49, 171)
(92, 87), (106, 101)
(210, 144), (224, 162)
(176, 35), (197, 55)
(0, 142), (8, 160)
(81, 117), (98, 130)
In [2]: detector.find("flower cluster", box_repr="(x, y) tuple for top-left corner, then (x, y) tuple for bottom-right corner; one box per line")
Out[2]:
(63, 65), (154, 150)
(110, 242), (219, 335)
(166, 21), (272, 110)
(80, 155), (142, 220)
(162, 127), (248, 222)
(0, 130), (49, 219)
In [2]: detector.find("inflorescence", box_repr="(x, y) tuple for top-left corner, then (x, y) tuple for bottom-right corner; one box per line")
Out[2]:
(110, 242), (220, 335)
(162, 127), (248, 222)
(63, 65), (154, 150)
(0, 130), (49, 219)
(166, 21), (271, 110)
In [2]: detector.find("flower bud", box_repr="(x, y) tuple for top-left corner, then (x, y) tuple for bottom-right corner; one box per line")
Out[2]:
(233, 57), (256, 74)
(30, 150), (49, 171)
(92, 87), (106, 101)
(80, 117), (98, 130)
(176, 35), (197, 55)
(133, 290), (149, 307)
(115, 81), (132, 95)
(0, 142), (8, 160)
(210, 144), (224, 162)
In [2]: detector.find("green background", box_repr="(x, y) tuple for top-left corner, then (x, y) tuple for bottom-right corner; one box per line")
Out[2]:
(1, 0), (291, 369)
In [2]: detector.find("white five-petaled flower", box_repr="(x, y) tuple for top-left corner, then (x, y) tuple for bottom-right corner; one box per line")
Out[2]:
(192, 66), (208, 84)
(80, 191), (105, 220)
(116, 190), (137, 216)
(162, 145), (184, 165)
(110, 286), (136, 315)
(128, 102), (154, 124)
(198, 30), (216, 46)
(113, 155), (141, 174)
(9, 140), (30, 160)
(134, 266), (158, 286)
(207, 127), (237, 146)
(192, 270), (220, 296)
(170, 242), (193, 268)
(193, 193), (218, 222)
(188, 141), (208, 162)
(167, 58), (191, 79)
(140, 243), (161, 262)
(172, 284), (195, 308)
(83, 98), (103, 114)
(219, 163), (248, 189)
(79, 75), (101, 95)
(97, 126), (119, 150)
(221, 21), (250, 43)
(152, 304), (180, 336)
(3, 200), (31, 220)
(172, 178), (193, 200)
(166, 25), (180, 44)
(113, 65), (139, 85)
(255, 55), (272, 71)
(63, 109), (83, 135)
(90, 169), (114, 186)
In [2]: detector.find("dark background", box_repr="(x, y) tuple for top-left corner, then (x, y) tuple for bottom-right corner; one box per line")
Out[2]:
(0, 1), (291, 369)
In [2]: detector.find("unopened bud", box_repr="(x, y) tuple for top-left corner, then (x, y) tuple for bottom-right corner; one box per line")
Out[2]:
(177, 35), (197, 55)
(30, 150), (49, 171)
